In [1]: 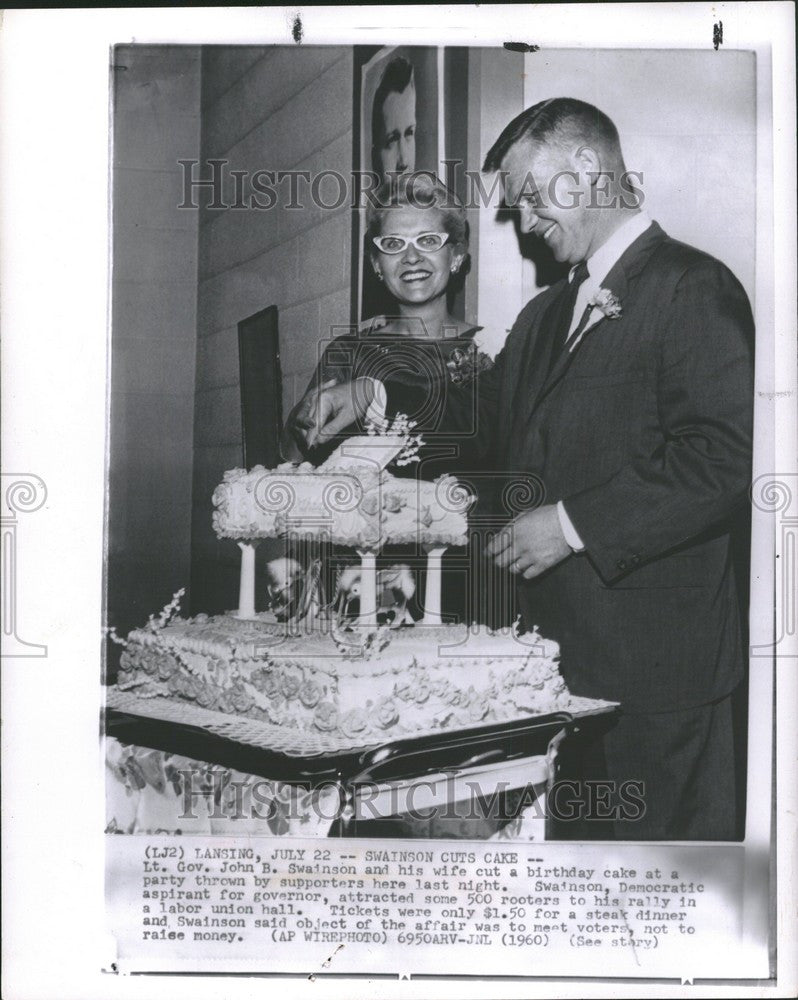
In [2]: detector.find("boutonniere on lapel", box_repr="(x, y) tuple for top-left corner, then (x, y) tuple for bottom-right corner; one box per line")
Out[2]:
(589, 287), (623, 320)
(446, 344), (494, 386)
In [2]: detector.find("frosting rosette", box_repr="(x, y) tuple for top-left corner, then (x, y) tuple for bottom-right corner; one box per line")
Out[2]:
(413, 681), (431, 704)
(467, 692), (491, 722)
(118, 649), (136, 675)
(228, 681), (254, 714)
(212, 482), (231, 506)
(156, 652), (179, 681)
(194, 680), (216, 708)
(137, 649), (159, 676)
(166, 670), (184, 696)
(393, 680), (413, 702)
(359, 492), (380, 517)
(298, 679), (322, 708)
(279, 671), (301, 700)
(167, 672), (197, 699)
(251, 668), (281, 699)
(313, 701), (339, 732)
(431, 676), (451, 699)
(340, 707), (369, 738)
(374, 697), (399, 728)
(382, 491), (406, 514)
(215, 691), (233, 714)
(222, 467), (247, 483)
(209, 657), (228, 683)
(444, 686), (468, 708)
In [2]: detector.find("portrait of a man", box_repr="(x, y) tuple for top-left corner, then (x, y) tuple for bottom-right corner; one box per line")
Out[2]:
(371, 55), (417, 179)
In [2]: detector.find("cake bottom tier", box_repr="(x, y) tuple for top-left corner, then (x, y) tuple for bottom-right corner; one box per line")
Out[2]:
(118, 615), (615, 743)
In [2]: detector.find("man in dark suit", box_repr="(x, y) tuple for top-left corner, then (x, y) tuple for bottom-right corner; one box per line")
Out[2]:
(291, 98), (754, 840)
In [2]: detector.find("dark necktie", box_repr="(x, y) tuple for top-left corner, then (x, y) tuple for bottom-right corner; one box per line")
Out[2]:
(548, 260), (589, 372)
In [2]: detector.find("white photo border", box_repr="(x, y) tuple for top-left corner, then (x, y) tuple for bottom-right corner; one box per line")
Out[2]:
(1, 5), (795, 999)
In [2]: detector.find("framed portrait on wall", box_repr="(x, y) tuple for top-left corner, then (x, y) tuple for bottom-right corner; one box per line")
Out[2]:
(353, 45), (456, 323)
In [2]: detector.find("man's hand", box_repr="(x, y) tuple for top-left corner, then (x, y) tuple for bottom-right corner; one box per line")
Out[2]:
(485, 504), (572, 580)
(291, 377), (375, 450)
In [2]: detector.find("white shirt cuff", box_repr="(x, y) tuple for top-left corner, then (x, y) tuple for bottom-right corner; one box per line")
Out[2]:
(557, 501), (585, 552)
(364, 377), (387, 426)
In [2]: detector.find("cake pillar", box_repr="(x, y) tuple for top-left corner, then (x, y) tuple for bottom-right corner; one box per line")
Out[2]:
(422, 545), (447, 625)
(356, 549), (378, 627)
(235, 540), (260, 619)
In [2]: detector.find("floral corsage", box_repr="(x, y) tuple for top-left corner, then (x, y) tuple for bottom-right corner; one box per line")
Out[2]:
(446, 345), (495, 385)
(589, 288), (623, 319)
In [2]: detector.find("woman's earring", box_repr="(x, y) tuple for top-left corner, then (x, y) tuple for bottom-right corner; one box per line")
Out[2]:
(375, 270), (383, 282)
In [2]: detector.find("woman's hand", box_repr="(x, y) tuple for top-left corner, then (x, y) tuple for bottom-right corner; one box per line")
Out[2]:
(291, 377), (376, 450)
(282, 378), (336, 460)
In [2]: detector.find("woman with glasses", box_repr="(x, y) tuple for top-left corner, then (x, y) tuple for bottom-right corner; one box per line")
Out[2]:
(283, 173), (505, 469)
(281, 173), (509, 626)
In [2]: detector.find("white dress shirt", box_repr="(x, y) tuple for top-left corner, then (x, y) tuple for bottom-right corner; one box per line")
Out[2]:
(556, 211), (652, 550)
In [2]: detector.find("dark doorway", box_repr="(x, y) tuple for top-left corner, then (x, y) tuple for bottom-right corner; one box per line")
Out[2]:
(238, 305), (283, 469)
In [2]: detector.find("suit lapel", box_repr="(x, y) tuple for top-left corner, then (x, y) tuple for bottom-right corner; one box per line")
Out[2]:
(526, 222), (667, 416)
(541, 267), (629, 391)
(509, 279), (569, 426)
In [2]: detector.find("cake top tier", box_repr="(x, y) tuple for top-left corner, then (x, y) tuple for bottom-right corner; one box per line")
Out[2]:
(212, 460), (473, 549)
(213, 414), (471, 549)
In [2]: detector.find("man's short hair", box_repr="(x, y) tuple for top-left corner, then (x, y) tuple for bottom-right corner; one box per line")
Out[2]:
(366, 172), (468, 254)
(372, 56), (415, 144)
(482, 97), (623, 173)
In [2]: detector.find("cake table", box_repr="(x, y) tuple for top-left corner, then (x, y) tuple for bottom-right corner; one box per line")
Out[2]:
(105, 688), (616, 839)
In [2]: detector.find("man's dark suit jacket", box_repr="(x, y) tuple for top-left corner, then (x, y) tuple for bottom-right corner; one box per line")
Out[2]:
(385, 222), (755, 714)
